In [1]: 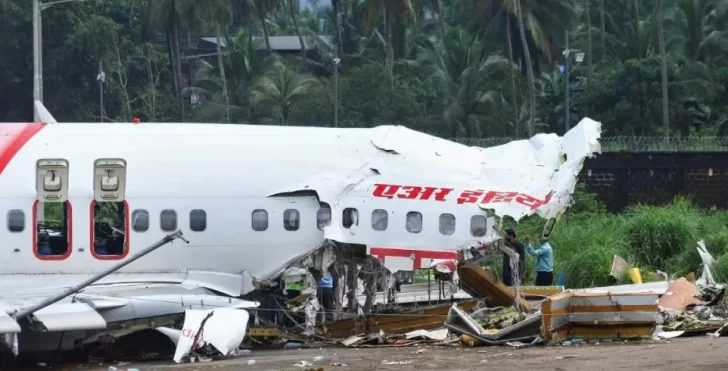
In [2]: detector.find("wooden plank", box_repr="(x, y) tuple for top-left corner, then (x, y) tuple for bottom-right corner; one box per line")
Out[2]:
(457, 262), (532, 311)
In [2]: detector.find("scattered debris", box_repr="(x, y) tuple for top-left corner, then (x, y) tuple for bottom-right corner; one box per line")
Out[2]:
(381, 360), (413, 365)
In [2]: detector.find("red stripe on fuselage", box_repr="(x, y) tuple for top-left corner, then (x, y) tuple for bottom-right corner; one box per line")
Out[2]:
(369, 247), (460, 270)
(0, 124), (46, 175)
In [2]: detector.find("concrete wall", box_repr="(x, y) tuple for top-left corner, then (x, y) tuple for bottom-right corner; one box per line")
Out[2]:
(580, 153), (728, 211)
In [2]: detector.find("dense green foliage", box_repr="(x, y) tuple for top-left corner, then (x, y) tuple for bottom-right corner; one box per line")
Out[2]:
(503, 189), (728, 288)
(2, 0), (728, 139)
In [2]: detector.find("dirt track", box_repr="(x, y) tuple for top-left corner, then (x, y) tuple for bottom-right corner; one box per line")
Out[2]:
(67, 336), (728, 371)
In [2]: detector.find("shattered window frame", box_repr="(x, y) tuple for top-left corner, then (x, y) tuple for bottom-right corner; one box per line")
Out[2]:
(406, 211), (423, 234)
(470, 215), (487, 237)
(7, 209), (25, 232)
(251, 209), (268, 231)
(317, 203), (331, 231)
(283, 209), (300, 231)
(189, 209), (207, 232)
(342, 208), (359, 229)
(160, 209), (178, 232)
(371, 209), (388, 231)
(131, 209), (149, 232)
(439, 213), (456, 235)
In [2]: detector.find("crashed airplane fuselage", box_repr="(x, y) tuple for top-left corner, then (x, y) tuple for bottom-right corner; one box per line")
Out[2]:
(0, 115), (601, 353)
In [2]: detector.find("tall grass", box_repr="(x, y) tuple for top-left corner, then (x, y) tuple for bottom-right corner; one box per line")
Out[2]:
(511, 187), (728, 288)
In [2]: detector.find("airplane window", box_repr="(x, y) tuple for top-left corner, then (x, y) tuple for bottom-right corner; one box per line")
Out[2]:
(439, 214), (456, 235)
(190, 209), (207, 232)
(283, 209), (300, 231)
(160, 209), (177, 231)
(470, 215), (487, 237)
(35, 201), (71, 258)
(317, 203), (331, 231)
(371, 209), (388, 231)
(342, 208), (359, 228)
(93, 201), (128, 257)
(7, 210), (25, 232)
(131, 209), (149, 232)
(252, 209), (268, 231)
(406, 212), (422, 233)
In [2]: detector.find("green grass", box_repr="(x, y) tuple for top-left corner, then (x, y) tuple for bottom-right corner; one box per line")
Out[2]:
(509, 188), (728, 289)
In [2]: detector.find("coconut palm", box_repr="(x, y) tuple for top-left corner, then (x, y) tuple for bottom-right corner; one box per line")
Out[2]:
(362, 0), (416, 89)
(251, 61), (322, 125)
(417, 29), (511, 137)
(185, 0), (234, 123)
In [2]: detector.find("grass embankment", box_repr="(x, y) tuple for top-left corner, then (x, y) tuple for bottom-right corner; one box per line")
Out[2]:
(507, 188), (728, 288)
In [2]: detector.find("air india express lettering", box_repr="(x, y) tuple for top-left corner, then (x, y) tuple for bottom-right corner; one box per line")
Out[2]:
(371, 183), (552, 211)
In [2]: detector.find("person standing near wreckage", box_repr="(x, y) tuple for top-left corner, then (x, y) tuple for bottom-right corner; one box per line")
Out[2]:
(502, 229), (526, 286)
(312, 266), (337, 322)
(525, 235), (554, 286)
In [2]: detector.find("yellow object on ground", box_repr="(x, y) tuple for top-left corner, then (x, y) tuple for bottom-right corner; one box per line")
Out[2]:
(629, 268), (643, 284)
(460, 334), (481, 347)
(685, 272), (696, 283)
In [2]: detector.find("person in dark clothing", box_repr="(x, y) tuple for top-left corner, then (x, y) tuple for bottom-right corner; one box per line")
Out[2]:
(502, 229), (526, 286)
(311, 266), (338, 322)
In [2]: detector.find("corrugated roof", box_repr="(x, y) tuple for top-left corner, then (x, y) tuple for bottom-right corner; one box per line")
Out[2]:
(200, 36), (333, 51)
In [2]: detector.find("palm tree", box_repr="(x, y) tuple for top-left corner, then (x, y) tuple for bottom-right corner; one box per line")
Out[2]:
(433, 0), (447, 41)
(362, 0), (416, 89)
(599, 0), (606, 57)
(513, 0), (537, 136)
(133, 0), (189, 120)
(252, 62), (322, 125)
(417, 30), (511, 137)
(255, 0), (279, 52)
(191, 0), (234, 123)
(657, 0), (669, 137)
(286, 0), (308, 68)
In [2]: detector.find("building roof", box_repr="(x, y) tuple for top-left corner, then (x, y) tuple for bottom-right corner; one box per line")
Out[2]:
(200, 35), (333, 51)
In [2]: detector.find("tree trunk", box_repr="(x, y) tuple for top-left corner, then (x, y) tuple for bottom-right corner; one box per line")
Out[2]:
(165, 21), (179, 97)
(657, 0), (669, 137)
(171, 0), (186, 121)
(505, 15), (519, 136)
(256, 0), (272, 52)
(433, 0), (447, 41)
(288, 0), (308, 69)
(385, 9), (394, 91)
(600, 0), (606, 58)
(586, 0), (592, 85)
(215, 26), (230, 124)
(515, 0), (536, 137)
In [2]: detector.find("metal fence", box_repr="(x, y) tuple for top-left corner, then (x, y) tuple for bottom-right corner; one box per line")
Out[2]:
(452, 137), (728, 152)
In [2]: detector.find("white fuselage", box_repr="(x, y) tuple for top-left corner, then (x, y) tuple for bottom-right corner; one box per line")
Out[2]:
(0, 122), (515, 281)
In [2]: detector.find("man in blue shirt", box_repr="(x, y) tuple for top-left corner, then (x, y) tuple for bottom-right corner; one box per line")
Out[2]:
(525, 235), (554, 286)
(312, 266), (337, 322)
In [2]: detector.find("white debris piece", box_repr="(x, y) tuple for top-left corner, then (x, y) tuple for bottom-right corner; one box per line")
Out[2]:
(154, 301), (259, 364)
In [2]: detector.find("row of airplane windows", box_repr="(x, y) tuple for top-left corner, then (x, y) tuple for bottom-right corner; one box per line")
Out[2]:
(4, 204), (490, 237)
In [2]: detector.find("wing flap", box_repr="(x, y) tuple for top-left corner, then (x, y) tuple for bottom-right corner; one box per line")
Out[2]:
(31, 303), (107, 331)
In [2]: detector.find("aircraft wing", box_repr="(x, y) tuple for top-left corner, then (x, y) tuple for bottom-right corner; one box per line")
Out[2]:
(0, 272), (258, 353)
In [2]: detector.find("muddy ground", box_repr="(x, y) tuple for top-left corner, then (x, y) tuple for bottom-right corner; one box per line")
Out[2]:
(47, 336), (728, 371)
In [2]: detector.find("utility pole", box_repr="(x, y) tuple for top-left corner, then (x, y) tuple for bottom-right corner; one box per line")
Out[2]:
(32, 0), (89, 121)
(562, 31), (585, 133)
(564, 30), (570, 134)
(333, 57), (341, 128)
(33, 0), (41, 122)
(97, 61), (105, 123)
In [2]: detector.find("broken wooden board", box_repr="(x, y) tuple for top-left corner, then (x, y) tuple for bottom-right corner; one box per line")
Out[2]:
(541, 291), (659, 342)
(457, 262), (532, 311)
(319, 300), (478, 338)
